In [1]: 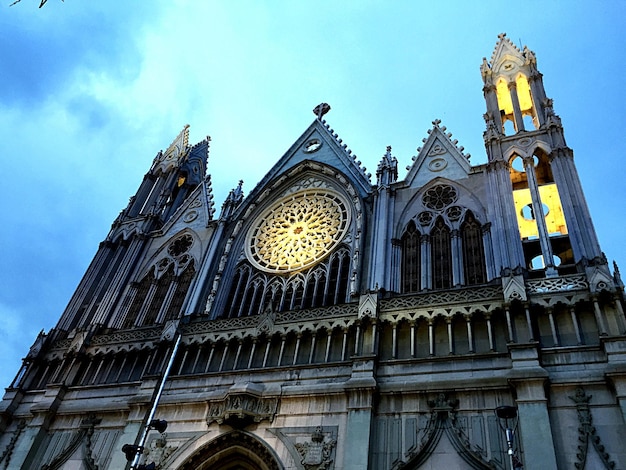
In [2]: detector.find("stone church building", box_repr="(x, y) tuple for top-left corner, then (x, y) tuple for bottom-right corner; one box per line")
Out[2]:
(1, 34), (625, 469)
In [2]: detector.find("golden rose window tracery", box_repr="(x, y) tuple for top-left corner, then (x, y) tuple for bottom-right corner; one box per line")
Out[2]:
(246, 189), (350, 273)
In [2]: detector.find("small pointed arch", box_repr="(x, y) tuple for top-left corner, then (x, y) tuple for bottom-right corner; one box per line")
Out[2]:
(178, 431), (282, 470)
(495, 77), (516, 134)
(401, 220), (421, 293)
(224, 263), (253, 318)
(431, 217), (452, 290)
(531, 146), (554, 184)
(461, 210), (487, 286)
(515, 73), (539, 129)
(508, 152), (530, 190)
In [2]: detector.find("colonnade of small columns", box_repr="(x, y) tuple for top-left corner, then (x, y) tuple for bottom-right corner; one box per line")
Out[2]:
(15, 293), (622, 391)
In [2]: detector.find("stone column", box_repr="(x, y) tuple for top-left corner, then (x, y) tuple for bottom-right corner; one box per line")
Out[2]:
(451, 229), (463, 286)
(603, 337), (626, 423)
(508, 81), (525, 132)
(523, 155), (556, 276)
(9, 385), (67, 468)
(343, 357), (377, 470)
(508, 344), (558, 470)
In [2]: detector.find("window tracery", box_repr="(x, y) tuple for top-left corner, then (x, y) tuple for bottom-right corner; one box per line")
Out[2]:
(246, 189), (350, 274)
(223, 246), (351, 318)
(423, 185), (458, 211)
(121, 235), (197, 328)
(461, 211), (487, 285)
(431, 217), (453, 289)
(401, 222), (421, 293)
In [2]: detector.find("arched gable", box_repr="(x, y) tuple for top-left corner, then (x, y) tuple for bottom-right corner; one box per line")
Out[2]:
(176, 431), (283, 470)
(207, 160), (365, 317)
(396, 177), (488, 238)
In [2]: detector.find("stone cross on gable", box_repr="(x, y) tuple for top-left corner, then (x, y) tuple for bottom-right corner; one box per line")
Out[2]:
(313, 103), (331, 120)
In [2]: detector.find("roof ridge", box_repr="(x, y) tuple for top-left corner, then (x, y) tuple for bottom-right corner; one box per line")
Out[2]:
(407, 119), (470, 171)
(320, 119), (372, 181)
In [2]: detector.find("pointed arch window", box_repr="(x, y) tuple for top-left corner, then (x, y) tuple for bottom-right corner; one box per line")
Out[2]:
(461, 211), (487, 285)
(431, 217), (452, 290)
(221, 246), (351, 318)
(123, 272), (154, 329)
(165, 263), (196, 322)
(142, 266), (174, 325)
(401, 221), (421, 293)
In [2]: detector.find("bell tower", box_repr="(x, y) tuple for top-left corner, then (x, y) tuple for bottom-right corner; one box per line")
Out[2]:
(482, 33), (603, 279)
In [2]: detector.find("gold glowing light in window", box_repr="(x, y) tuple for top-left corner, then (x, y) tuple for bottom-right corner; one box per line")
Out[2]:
(513, 184), (568, 239)
(496, 79), (514, 116)
(245, 189), (350, 273)
(516, 75), (533, 113)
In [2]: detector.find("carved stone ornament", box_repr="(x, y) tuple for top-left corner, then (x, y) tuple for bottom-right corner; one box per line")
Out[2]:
(41, 414), (101, 470)
(502, 274), (528, 302)
(142, 432), (177, 469)
(358, 292), (379, 319)
(256, 307), (277, 336)
(295, 426), (337, 470)
(207, 383), (278, 428)
(428, 142), (447, 156)
(569, 387), (616, 469)
(394, 395), (498, 470)
(68, 330), (91, 355)
(27, 331), (47, 359)
(160, 320), (179, 342)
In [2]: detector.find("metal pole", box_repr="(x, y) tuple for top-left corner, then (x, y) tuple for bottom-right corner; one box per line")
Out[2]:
(130, 331), (182, 469)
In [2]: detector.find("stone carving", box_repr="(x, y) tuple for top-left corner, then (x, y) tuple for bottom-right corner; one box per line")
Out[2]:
(381, 286), (503, 311)
(68, 330), (91, 355)
(428, 142), (447, 156)
(422, 184), (458, 211)
(142, 433), (176, 469)
(41, 414), (101, 470)
(428, 158), (448, 172)
(569, 388), (615, 470)
(395, 394), (496, 469)
(526, 274), (588, 294)
(0, 420), (25, 468)
(27, 330), (47, 359)
(160, 320), (179, 342)
(295, 427), (337, 470)
(502, 275), (527, 303)
(182, 210), (198, 223)
(207, 386), (278, 427)
(359, 292), (379, 319)
(256, 307), (277, 335)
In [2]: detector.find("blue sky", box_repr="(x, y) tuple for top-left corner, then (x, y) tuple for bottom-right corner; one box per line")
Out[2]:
(1, 1), (624, 389)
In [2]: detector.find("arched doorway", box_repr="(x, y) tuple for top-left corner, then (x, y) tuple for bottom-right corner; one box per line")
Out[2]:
(178, 431), (282, 470)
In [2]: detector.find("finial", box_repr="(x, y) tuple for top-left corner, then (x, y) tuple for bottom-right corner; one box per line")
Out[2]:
(313, 103), (331, 120)
(386, 145), (392, 153)
(498, 32), (507, 40)
(432, 119), (442, 127)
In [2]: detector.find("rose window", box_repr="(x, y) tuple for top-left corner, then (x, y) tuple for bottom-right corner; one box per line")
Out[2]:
(246, 189), (350, 273)
(168, 234), (193, 256)
(423, 184), (458, 210)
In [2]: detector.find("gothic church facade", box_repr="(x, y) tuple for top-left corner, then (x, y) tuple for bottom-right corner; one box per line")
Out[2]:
(1, 34), (625, 470)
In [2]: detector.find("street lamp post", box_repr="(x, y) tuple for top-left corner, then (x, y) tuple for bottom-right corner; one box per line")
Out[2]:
(495, 405), (521, 470)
